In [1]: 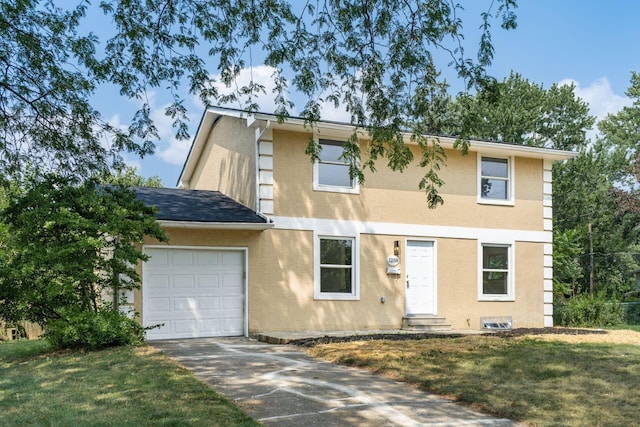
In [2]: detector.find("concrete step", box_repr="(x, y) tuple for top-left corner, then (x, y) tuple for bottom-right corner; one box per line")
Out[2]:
(402, 316), (452, 331)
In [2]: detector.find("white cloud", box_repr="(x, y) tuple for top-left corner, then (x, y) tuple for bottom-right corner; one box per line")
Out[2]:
(122, 158), (142, 171)
(147, 99), (199, 166)
(558, 77), (631, 142)
(318, 100), (351, 123)
(157, 139), (192, 166)
(193, 65), (354, 122)
(192, 65), (297, 115)
(99, 113), (126, 151)
(559, 77), (631, 123)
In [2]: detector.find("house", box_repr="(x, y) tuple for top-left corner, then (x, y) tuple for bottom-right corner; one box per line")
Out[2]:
(135, 106), (576, 340)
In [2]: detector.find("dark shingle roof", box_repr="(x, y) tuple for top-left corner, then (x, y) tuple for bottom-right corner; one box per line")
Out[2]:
(132, 187), (268, 224)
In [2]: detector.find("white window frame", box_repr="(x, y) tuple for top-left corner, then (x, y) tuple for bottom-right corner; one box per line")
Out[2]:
(313, 138), (360, 194)
(314, 233), (360, 300)
(477, 155), (514, 206)
(478, 241), (515, 301)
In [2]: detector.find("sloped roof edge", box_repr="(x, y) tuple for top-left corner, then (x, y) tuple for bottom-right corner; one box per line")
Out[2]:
(178, 106), (578, 186)
(133, 186), (270, 227)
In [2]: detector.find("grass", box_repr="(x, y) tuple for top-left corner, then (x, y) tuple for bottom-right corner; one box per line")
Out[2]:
(0, 340), (258, 426)
(609, 324), (640, 332)
(307, 332), (640, 427)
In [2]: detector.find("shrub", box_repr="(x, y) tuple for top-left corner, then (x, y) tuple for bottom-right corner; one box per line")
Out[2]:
(554, 294), (624, 328)
(43, 310), (144, 350)
(621, 302), (640, 325)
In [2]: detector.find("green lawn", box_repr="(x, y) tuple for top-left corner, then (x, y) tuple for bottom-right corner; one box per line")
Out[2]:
(610, 324), (640, 332)
(0, 340), (258, 426)
(307, 332), (640, 427)
(5, 332), (638, 427)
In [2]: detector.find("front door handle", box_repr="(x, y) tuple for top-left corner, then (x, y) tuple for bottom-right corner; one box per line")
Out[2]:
(406, 278), (410, 288)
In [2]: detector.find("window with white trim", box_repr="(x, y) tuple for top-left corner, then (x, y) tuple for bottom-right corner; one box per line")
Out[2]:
(315, 235), (359, 300)
(479, 243), (514, 301)
(479, 156), (513, 204)
(313, 139), (359, 193)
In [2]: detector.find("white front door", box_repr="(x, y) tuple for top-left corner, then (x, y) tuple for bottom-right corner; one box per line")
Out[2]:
(405, 240), (436, 315)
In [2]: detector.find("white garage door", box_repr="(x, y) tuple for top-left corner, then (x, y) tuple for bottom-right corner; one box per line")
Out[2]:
(143, 247), (245, 340)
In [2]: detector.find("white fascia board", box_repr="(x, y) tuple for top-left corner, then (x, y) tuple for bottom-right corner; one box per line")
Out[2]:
(158, 220), (274, 230)
(182, 108), (577, 183)
(464, 140), (577, 161)
(252, 112), (577, 161)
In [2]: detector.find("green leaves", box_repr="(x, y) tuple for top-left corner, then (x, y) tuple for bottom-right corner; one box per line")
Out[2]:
(447, 72), (595, 151)
(0, 175), (166, 327)
(2, 1), (517, 204)
(95, 0), (517, 206)
(0, 1), (125, 182)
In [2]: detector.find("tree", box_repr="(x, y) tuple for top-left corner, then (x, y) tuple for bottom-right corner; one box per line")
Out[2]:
(0, 1), (152, 184)
(550, 70), (640, 301)
(551, 145), (637, 298)
(101, 165), (163, 188)
(0, 175), (167, 348)
(446, 72), (595, 151)
(1, 0), (518, 207)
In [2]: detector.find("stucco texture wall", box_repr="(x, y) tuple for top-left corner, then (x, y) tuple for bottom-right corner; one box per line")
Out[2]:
(272, 129), (543, 231)
(138, 227), (544, 334)
(189, 116), (257, 209)
(436, 239), (544, 329)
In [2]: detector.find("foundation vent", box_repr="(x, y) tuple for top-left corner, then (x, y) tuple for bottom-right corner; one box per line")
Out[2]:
(481, 316), (513, 330)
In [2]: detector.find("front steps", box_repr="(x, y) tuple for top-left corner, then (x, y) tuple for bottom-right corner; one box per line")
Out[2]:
(402, 315), (452, 331)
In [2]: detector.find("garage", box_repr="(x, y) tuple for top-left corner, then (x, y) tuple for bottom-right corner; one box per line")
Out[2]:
(142, 247), (246, 340)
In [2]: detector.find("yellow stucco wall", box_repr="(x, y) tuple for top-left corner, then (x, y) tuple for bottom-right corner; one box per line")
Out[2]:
(148, 117), (549, 333)
(436, 239), (544, 329)
(273, 129), (543, 230)
(188, 116), (257, 209)
(137, 227), (545, 334)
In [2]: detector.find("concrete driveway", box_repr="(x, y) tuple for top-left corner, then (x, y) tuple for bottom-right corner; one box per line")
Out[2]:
(151, 337), (519, 427)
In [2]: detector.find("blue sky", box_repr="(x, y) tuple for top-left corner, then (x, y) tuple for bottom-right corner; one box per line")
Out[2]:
(87, 1), (640, 187)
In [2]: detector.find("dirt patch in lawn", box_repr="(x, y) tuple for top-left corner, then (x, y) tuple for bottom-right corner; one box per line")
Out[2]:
(290, 327), (640, 347)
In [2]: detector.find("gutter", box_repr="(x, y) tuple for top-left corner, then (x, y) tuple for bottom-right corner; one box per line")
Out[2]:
(157, 220), (274, 231)
(243, 111), (578, 162)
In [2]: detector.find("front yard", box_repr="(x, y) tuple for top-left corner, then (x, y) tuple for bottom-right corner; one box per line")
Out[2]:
(306, 329), (640, 427)
(0, 340), (258, 426)
(3, 329), (639, 426)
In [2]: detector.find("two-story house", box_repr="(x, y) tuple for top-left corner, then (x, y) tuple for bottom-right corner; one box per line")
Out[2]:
(134, 106), (576, 340)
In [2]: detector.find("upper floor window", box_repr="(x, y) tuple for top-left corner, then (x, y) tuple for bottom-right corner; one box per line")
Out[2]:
(479, 243), (514, 301)
(478, 156), (514, 205)
(313, 139), (359, 194)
